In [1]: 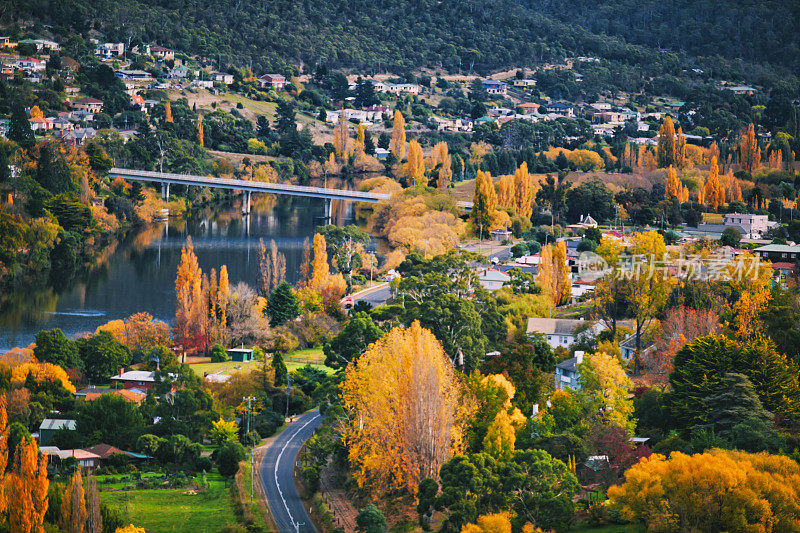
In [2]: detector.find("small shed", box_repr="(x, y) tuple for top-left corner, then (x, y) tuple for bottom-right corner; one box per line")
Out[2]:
(39, 419), (76, 446)
(227, 347), (255, 362)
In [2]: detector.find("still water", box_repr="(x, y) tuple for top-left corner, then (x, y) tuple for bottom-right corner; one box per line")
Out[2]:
(0, 194), (357, 352)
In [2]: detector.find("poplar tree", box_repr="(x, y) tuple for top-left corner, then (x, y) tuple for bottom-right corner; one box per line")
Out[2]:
(656, 116), (676, 168)
(472, 170), (497, 235)
(739, 123), (761, 174)
(404, 139), (425, 185)
(390, 110), (407, 160)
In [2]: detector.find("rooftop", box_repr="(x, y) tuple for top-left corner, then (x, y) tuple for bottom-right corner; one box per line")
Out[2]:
(527, 317), (592, 336)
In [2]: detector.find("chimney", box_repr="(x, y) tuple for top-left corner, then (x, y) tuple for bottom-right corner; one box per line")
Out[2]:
(119, 368), (124, 376)
(531, 403), (539, 416)
(575, 351), (584, 364)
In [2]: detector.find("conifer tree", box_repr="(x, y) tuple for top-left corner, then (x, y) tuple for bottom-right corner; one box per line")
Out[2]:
(8, 102), (35, 149)
(267, 281), (301, 327)
(272, 350), (287, 387)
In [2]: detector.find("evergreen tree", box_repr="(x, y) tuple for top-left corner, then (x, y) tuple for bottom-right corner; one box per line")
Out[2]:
(272, 351), (288, 387)
(356, 504), (387, 533)
(8, 102), (35, 149)
(267, 282), (300, 327)
(699, 373), (773, 437)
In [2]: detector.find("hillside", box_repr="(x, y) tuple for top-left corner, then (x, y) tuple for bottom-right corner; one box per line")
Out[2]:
(9, 0), (798, 84)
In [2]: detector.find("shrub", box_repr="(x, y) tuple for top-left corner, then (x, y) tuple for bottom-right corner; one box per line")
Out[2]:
(210, 344), (228, 363)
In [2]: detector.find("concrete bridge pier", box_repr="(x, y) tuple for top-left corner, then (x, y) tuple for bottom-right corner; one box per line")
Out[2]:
(324, 198), (331, 222)
(161, 182), (170, 200)
(242, 191), (252, 215)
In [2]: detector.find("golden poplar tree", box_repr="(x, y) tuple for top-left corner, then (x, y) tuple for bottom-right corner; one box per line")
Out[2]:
(85, 476), (102, 533)
(538, 244), (554, 301)
(309, 233), (330, 292)
(390, 110), (407, 160)
(480, 375), (526, 461)
(356, 123), (366, 149)
(553, 240), (571, 306)
(657, 116), (676, 168)
(739, 123), (761, 174)
(665, 166), (681, 199)
(496, 174), (515, 210)
(404, 139), (425, 185)
(164, 101), (173, 123)
(472, 170), (498, 234)
(675, 126), (686, 168)
(513, 162), (534, 218)
(730, 177), (743, 203)
(430, 141), (452, 189)
(704, 157), (725, 211)
(174, 237), (206, 351)
(341, 321), (463, 495)
(333, 112), (349, 158)
(196, 114), (203, 146)
(61, 469), (87, 533)
(218, 265), (229, 333)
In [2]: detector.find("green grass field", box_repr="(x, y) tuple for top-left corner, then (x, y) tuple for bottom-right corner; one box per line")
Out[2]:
(190, 347), (334, 377)
(101, 473), (238, 532)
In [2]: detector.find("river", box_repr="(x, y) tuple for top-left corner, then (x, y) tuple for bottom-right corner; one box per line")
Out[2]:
(0, 194), (360, 352)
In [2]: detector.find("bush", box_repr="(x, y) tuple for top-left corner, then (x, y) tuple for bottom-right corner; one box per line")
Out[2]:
(215, 441), (247, 478)
(510, 243), (528, 258)
(196, 456), (213, 472)
(253, 409), (284, 438)
(210, 344), (228, 362)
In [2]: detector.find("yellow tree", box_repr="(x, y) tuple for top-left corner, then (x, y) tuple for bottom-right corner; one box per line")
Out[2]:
(664, 166), (681, 200)
(513, 162), (534, 218)
(341, 321), (464, 495)
(429, 141), (452, 189)
(577, 353), (635, 433)
(481, 375), (526, 461)
(472, 170), (498, 234)
(218, 265), (229, 336)
(538, 244), (554, 302)
(674, 126), (686, 168)
(496, 174), (515, 209)
(553, 241), (571, 306)
(725, 252), (772, 340)
(739, 123), (761, 174)
(462, 513), (513, 533)
(703, 157), (725, 211)
(333, 112), (349, 158)
(164, 101), (173, 123)
(115, 527), (146, 533)
(174, 237), (207, 352)
(61, 469), (86, 533)
(309, 233), (330, 292)
(356, 123), (366, 150)
(29, 105), (44, 119)
(657, 116), (676, 168)
(404, 139), (425, 186)
(390, 110), (407, 160)
(196, 114), (203, 146)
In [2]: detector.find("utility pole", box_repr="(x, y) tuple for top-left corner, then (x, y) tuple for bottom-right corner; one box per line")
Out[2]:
(244, 396), (255, 501)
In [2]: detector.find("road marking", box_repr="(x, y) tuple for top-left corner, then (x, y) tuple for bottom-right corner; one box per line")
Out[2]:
(273, 412), (320, 530)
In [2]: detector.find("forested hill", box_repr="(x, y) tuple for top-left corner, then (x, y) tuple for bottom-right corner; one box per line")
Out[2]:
(525, 0), (800, 72)
(8, 0), (800, 78)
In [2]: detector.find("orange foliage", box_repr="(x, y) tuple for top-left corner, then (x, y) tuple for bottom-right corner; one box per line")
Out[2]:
(12, 362), (76, 393)
(738, 123), (761, 174)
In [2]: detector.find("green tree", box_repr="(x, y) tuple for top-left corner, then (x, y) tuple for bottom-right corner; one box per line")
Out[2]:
(323, 312), (383, 368)
(356, 504), (387, 533)
(8, 102), (35, 149)
(720, 226), (741, 247)
(215, 440), (247, 477)
(669, 335), (800, 427)
(699, 373), (773, 437)
(565, 179), (615, 223)
(34, 329), (81, 370)
(75, 394), (145, 447)
(210, 344), (227, 363)
(577, 352), (635, 433)
(267, 282), (300, 327)
(272, 351), (287, 387)
(77, 331), (132, 382)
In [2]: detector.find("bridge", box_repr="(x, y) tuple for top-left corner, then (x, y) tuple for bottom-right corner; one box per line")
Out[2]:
(109, 168), (473, 214)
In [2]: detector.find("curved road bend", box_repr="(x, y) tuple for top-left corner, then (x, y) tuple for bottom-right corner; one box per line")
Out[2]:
(261, 409), (322, 533)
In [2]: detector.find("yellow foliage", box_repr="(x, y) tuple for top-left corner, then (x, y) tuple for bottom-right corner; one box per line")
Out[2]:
(578, 352), (635, 432)
(403, 139), (425, 185)
(481, 375), (526, 460)
(360, 176), (403, 195)
(12, 362), (75, 393)
(115, 526), (146, 533)
(538, 242), (571, 305)
(608, 449), (800, 532)
(341, 321), (464, 495)
(390, 110), (406, 160)
(461, 513), (513, 533)
(543, 147), (604, 171)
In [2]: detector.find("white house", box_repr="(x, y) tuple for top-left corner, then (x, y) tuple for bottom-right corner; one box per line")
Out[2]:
(554, 351), (585, 390)
(95, 42), (124, 58)
(150, 45), (174, 61)
(475, 268), (511, 291)
(482, 79), (508, 95)
(17, 57), (46, 72)
(257, 73), (288, 90)
(212, 72), (234, 84)
(723, 213), (772, 238)
(513, 78), (536, 87)
(526, 317), (605, 349)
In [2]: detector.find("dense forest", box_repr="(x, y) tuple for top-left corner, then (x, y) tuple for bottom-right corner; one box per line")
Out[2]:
(6, 0), (798, 89)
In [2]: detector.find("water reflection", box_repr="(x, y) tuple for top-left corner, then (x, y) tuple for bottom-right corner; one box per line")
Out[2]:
(0, 193), (355, 351)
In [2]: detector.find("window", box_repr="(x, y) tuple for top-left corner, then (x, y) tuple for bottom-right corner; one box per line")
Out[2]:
(560, 336), (569, 344)
(782, 253), (788, 259)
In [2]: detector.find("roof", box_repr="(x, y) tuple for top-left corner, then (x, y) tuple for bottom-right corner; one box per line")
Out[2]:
(227, 347), (254, 353)
(74, 97), (103, 104)
(85, 444), (128, 458)
(39, 419), (76, 431)
(556, 356), (581, 373)
(84, 388), (146, 404)
(755, 244), (800, 253)
(75, 387), (114, 396)
(111, 370), (156, 382)
(259, 73), (285, 80)
(770, 262), (797, 270)
(527, 317), (593, 336)
(42, 448), (101, 461)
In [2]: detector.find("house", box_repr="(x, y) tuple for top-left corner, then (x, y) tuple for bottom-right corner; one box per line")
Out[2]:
(72, 97), (103, 113)
(619, 334), (656, 363)
(41, 447), (101, 473)
(1, 64), (15, 78)
(17, 57), (46, 72)
(28, 115), (53, 131)
(150, 45), (174, 61)
(475, 268), (511, 291)
(95, 42), (124, 58)
(513, 78), (536, 88)
(374, 147), (390, 160)
(725, 85), (758, 96)
(527, 318), (605, 349)
(50, 117), (74, 131)
(85, 444), (151, 463)
(723, 213), (772, 238)
(482, 80), (508, 96)
(489, 228), (512, 241)
(755, 244), (800, 263)
(20, 38), (59, 51)
(227, 347), (255, 362)
(192, 79), (214, 89)
(516, 102), (540, 113)
(38, 419), (76, 446)
(131, 93), (146, 111)
(116, 69), (153, 82)
(554, 351), (585, 390)
(111, 370), (158, 391)
(168, 65), (189, 79)
(74, 387), (114, 398)
(0, 36), (16, 49)
(84, 388), (147, 405)
(769, 262), (798, 286)
(212, 72), (234, 84)
(257, 73), (288, 90)
(544, 102), (575, 117)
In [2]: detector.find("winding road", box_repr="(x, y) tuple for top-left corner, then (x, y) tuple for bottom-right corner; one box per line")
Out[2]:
(261, 409), (322, 533)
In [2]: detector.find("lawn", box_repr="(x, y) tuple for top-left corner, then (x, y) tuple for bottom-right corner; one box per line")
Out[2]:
(101, 473), (238, 532)
(190, 347), (334, 377)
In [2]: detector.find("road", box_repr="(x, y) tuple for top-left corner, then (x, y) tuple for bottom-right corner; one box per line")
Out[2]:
(351, 282), (392, 307)
(261, 409), (322, 533)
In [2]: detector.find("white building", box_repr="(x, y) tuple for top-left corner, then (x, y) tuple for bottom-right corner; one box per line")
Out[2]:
(95, 42), (124, 58)
(212, 72), (234, 84)
(526, 317), (606, 349)
(475, 268), (511, 291)
(723, 213), (772, 238)
(555, 351), (585, 390)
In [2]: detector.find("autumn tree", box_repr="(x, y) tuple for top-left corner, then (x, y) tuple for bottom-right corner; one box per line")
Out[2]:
(664, 166), (681, 200)
(512, 162), (534, 219)
(390, 110), (407, 160)
(461, 513), (513, 533)
(429, 141), (452, 189)
(656, 117), (676, 168)
(608, 449), (800, 532)
(472, 170), (509, 233)
(537, 242), (570, 306)
(577, 353), (635, 433)
(703, 157), (725, 211)
(341, 321), (464, 495)
(404, 139), (425, 185)
(196, 114), (203, 146)
(309, 233), (330, 292)
(164, 101), (173, 123)
(85, 476), (102, 533)
(478, 375), (526, 461)
(257, 239), (286, 298)
(298, 237), (311, 287)
(61, 469), (87, 533)
(739, 123), (761, 175)
(724, 251), (772, 340)
(644, 305), (719, 383)
(174, 237), (208, 352)
(333, 112), (349, 158)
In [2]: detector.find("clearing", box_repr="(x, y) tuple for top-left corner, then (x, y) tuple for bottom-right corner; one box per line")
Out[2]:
(190, 347), (333, 377)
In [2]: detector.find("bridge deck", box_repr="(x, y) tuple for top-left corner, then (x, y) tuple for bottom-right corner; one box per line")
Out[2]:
(109, 168), (473, 209)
